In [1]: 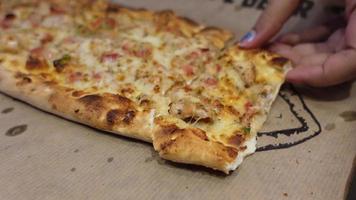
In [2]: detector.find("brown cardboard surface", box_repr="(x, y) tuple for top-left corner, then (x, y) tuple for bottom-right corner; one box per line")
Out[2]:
(0, 0), (355, 200)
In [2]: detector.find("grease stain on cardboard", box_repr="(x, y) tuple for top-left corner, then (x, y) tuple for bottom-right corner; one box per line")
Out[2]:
(107, 157), (114, 163)
(339, 111), (356, 122)
(325, 123), (336, 131)
(145, 149), (166, 165)
(1, 107), (14, 114)
(5, 125), (27, 137)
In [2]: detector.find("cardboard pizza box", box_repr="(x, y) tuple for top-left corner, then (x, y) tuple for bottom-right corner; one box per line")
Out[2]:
(0, 0), (355, 199)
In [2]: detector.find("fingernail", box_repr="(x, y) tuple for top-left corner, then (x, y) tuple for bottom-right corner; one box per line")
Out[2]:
(239, 30), (256, 44)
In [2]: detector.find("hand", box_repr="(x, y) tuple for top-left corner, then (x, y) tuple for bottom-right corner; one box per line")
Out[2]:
(240, 0), (356, 87)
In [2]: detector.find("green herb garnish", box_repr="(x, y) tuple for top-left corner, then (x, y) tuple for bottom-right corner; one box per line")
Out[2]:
(242, 127), (251, 134)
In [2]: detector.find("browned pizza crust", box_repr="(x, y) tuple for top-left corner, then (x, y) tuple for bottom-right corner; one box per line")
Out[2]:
(0, 67), (153, 142)
(153, 118), (240, 172)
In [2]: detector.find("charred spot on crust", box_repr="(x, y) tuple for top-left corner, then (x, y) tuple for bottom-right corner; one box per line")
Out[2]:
(112, 94), (132, 105)
(106, 109), (136, 125)
(74, 109), (80, 113)
(79, 95), (104, 112)
(123, 110), (136, 124)
(271, 57), (289, 67)
(72, 90), (86, 97)
(191, 129), (209, 141)
(25, 56), (48, 70)
(226, 147), (238, 158)
(228, 133), (245, 146)
(106, 109), (121, 125)
(160, 124), (180, 135)
(14, 73), (32, 85)
(79, 94), (103, 104)
(159, 140), (175, 151)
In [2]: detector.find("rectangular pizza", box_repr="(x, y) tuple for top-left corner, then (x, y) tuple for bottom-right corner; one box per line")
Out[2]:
(0, 0), (290, 173)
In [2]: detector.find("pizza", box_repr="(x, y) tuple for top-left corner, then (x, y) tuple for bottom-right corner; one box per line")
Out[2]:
(0, 0), (290, 173)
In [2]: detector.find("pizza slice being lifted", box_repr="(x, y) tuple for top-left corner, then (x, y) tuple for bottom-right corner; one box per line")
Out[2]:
(0, 0), (290, 173)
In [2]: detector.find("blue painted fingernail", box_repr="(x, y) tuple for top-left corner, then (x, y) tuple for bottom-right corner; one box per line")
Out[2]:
(240, 30), (256, 43)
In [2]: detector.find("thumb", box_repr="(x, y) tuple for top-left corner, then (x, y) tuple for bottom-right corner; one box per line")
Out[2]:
(239, 0), (300, 48)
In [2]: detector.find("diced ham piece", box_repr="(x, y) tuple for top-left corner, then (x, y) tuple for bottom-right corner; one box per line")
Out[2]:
(134, 49), (151, 58)
(186, 51), (199, 60)
(101, 52), (120, 63)
(30, 47), (45, 58)
(91, 18), (103, 29)
(244, 101), (253, 110)
(68, 72), (83, 83)
(122, 42), (132, 52)
(105, 18), (116, 29)
(50, 5), (66, 15)
(216, 64), (222, 72)
(205, 77), (218, 86)
(63, 36), (77, 44)
(92, 72), (102, 80)
(182, 64), (194, 76)
(41, 33), (53, 44)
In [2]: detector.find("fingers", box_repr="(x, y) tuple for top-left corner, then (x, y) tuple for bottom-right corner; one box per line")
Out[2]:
(270, 42), (333, 63)
(269, 43), (300, 62)
(346, 0), (356, 19)
(277, 16), (346, 45)
(286, 49), (356, 87)
(327, 29), (347, 51)
(239, 0), (300, 48)
(346, 8), (356, 49)
(278, 26), (332, 45)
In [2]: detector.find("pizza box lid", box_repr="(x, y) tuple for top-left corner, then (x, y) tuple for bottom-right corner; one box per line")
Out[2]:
(0, 0), (355, 199)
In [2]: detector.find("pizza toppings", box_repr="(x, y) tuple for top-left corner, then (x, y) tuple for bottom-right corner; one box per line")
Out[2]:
(233, 62), (256, 88)
(1, 13), (16, 29)
(101, 52), (120, 63)
(68, 72), (84, 83)
(25, 56), (48, 70)
(182, 64), (194, 76)
(53, 54), (71, 72)
(90, 17), (117, 30)
(168, 99), (214, 123)
(204, 77), (218, 86)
